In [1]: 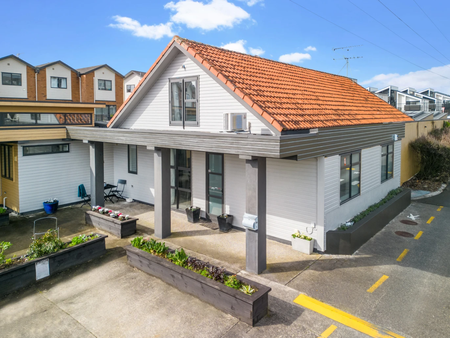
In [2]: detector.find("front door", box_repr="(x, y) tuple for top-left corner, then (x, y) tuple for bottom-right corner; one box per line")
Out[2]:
(170, 149), (191, 209)
(207, 153), (224, 215)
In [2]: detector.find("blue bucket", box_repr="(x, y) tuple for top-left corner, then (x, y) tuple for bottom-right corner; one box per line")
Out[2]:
(43, 201), (58, 214)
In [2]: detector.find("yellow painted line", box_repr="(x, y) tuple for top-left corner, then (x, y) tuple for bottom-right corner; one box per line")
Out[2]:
(427, 216), (435, 224)
(367, 275), (389, 293)
(437, 206), (443, 211)
(397, 249), (409, 262)
(319, 325), (337, 338)
(414, 231), (423, 240)
(294, 294), (404, 338)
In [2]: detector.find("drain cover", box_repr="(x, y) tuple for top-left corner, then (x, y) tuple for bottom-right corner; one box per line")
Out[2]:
(395, 231), (414, 238)
(400, 220), (418, 225)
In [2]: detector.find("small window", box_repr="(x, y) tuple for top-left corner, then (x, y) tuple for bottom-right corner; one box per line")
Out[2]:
(169, 77), (198, 126)
(340, 151), (361, 203)
(128, 145), (137, 174)
(381, 144), (394, 182)
(2, 72), (22, 86)
(23, 144), (69, 156)
(94, 105), (116, 122)
(126, 84), (135, 93)
(98, 79), (112, 91)
(50, 76), (67, 89)
(1, 145), (13, 180)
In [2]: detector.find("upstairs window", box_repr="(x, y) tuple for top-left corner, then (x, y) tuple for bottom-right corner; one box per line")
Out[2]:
(340, 151), (361, 203)
(51, 76), (67, 89)
(381, 144), (394, 182)
(126, 84), (135, 93)
(1, 145), (13, 180)
(2, 72), (22, 86)
(98, 79), (112, 91)
(169, 77), (198, 127)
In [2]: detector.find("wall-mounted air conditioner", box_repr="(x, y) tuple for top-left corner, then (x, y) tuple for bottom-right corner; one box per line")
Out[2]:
(223, 113), (247, 132)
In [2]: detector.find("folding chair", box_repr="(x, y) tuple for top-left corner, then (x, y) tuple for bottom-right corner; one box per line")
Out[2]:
(111, 179), (127, 201)
(78, 184), (91, 207)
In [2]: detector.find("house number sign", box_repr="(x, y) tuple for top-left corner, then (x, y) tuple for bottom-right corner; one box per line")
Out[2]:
(35, 259), (50, 280)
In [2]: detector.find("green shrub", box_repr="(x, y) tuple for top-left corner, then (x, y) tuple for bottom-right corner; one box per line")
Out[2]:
(0, 242), (12, 264)
(27, 230), (66, 260)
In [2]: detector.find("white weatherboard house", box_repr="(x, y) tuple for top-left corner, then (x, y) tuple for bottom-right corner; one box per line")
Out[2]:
(67, 37), (412, 273)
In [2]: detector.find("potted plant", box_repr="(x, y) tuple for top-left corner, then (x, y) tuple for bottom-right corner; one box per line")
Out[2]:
(217, 214), (233, 232)
(0, 207), (11, 227)
(185, 206), (200, 223)
(291, 230), (314, 255)
(43, 198), (59, 214)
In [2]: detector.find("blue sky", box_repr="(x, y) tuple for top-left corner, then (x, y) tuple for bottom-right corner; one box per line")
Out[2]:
(2, 0), (450, 92)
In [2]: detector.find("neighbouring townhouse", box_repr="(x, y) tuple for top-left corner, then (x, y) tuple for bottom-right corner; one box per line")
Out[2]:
(66, 36), (412, 272)
(0, 55), (116, 213)
(367, 86), (449, 183)
(124, 70), (145, 100)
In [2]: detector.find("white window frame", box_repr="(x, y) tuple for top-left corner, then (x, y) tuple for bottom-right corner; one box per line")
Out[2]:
(169, 76), (199, 127)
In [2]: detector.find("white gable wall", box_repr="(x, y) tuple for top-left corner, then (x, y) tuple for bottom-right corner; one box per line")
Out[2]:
(94, 67), (115, 102)
(0, 57), (27, 99)
(46, 64), (72, 100)
(124, 73), (143, 99)
(120, 51), (273, 135)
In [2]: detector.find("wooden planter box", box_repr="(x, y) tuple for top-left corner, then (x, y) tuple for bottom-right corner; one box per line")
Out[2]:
(126, 245), (271, 326)
(292, 238), (314, 254)
(85, 211), (138, 238)
(0, 234), (107, 298)
(0, 209), (11, 227)
(326, 189), (411, 255)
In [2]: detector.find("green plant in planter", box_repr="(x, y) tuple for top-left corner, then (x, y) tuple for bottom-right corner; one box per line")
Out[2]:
(68, 233), (99, 247)
(224, 275), (242, 290)
(240, 284), (256, 295)
(291, 231), (313, 241)
(167, 248), (189, 267)
(0, 241), (12, 265)
(0, 207), (7, 215)
(27, 230), (66, 260)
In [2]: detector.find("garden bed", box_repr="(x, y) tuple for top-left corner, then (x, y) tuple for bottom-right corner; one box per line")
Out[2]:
(326, 189), (411, 255)
(85, 211), (137, 238)
(0, 208), (11, 227)
(0, 233), (107, 298)
(126, 244), (271, 326)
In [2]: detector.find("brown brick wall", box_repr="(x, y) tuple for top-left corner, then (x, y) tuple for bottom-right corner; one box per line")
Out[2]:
(26, 66), (36, 100)
(81, 73), (94, 103)
(115, 74), (124, 108)
(71, 71), (80, 102)
(36, 68), (46, 101)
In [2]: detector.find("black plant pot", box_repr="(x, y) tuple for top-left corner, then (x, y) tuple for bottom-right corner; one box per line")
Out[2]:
(186, 208), (200, 223)
(218, 215), (233, 232)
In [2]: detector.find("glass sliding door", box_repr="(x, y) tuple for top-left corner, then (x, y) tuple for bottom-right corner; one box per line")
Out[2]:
(170, 149), (191, 209)
(207, 153), (224, 215)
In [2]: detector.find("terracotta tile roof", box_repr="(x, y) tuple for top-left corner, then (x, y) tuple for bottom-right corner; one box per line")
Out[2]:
(109, 36), (412, 131)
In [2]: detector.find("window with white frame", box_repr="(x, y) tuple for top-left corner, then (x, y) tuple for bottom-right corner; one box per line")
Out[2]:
(50, 76), (67, 89)
(340, 151), (361, 203)
(169, 77), (198, 126)
(381, 144), (394, 182)
(98, 79), (112, 91)
(126, 84), (135, 93)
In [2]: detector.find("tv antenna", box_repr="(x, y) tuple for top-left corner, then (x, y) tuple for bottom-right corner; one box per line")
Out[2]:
(333, 45), (363, 77)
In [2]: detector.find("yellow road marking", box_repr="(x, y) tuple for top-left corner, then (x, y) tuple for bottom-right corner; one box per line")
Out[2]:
(397, 249), (409, 262)
(427, 216), (435, 224)
(414, 231), (423, 240)
(367, 275), (389, 293)
(437, 206), (443, 211)
(319, 325), (337, 338)
(294, 294), (404, 338)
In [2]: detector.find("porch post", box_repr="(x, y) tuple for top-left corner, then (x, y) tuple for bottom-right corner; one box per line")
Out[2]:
(89, 141), (104, 207)
(245, 157), (267, 274)
(154, 147), (171, 238)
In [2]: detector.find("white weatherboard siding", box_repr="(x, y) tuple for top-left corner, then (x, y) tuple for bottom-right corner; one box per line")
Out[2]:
(94, 67), (115, 102)
(104, 143), (114, 184)
(224, 154), (246, 228)
(120, 51), (272, 135)
(113, 144), (154, 204)
(267, 158), (319, 247)
(0, 57), (27, 98)
(191, 151), (206, 211)
(18, 141), (90, 213)
(324, 142), (402, 233)
(46, 64), (72, 100)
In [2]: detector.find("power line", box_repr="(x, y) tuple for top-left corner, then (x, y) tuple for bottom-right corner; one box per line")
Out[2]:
(412, 0), (450, 46)
(348, 0), (448, 67)
(376, 0), (450, 63)
(287, 0), (450, 81)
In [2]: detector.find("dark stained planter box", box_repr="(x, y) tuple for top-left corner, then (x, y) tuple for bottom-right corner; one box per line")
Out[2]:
(218, 215), (233, 232)
(326, 189), (411, 255)
(0, 209), (11, 227)
(185, 208), (200, 223)
(126, 245), (271, 326)
(85, 211), (138, 238)
(0, 234), (107, 298)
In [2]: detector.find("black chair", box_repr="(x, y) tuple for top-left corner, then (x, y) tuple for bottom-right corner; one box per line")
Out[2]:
(78, 184), (91, 207)
(111, 179), (127, 201)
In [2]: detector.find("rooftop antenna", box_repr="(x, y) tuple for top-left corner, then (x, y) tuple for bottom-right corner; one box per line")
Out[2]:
(15, 53), (21, 57)
(333, 45), (363, 77)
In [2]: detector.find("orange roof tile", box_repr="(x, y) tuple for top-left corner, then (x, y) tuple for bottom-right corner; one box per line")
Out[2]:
(109, 36), (412, 131)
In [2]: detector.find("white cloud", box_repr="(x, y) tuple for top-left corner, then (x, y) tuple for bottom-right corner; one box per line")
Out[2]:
(304, 46), (317, 52)
(165, 0), (250, 31)
(361, 64), (450, 94)
(238, 0), (264, 6)
(109, 16), (175, 40)
(249, 47), (265, 56)
(279, 52), (311, 64)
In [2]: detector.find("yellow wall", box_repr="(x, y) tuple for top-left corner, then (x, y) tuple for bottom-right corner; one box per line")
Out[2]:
(401, 120), (445, 184)
(1, 144), (20, 212)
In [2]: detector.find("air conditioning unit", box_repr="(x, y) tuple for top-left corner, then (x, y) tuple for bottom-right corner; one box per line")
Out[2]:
(223, 113), (247, 132)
